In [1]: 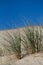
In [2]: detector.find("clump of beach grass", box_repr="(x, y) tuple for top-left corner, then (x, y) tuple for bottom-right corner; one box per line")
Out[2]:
(2, 31), (21, 59)
(22, 26), (43, 54)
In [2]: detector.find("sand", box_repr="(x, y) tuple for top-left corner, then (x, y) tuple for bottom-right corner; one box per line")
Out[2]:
(0, 53), (43, 65)
(15, 53), (43, 65)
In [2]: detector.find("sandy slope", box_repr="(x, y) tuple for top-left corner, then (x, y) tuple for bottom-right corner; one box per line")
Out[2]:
(0, 54), (18, 65)
(0, 53), (43, 65)
(15, 53), (43, 65)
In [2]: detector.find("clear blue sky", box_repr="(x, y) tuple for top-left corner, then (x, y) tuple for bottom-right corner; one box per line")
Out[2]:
(0, 0), (43, 30)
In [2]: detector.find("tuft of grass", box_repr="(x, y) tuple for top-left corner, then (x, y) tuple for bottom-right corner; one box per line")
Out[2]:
(2, 31), (21, 59)
(22, 26), (43, 54)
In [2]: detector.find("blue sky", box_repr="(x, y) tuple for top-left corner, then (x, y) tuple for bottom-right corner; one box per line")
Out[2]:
(0, 0), (43, 30)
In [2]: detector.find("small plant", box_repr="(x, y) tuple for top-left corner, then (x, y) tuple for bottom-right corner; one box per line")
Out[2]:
(3, 31), (21, 59)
